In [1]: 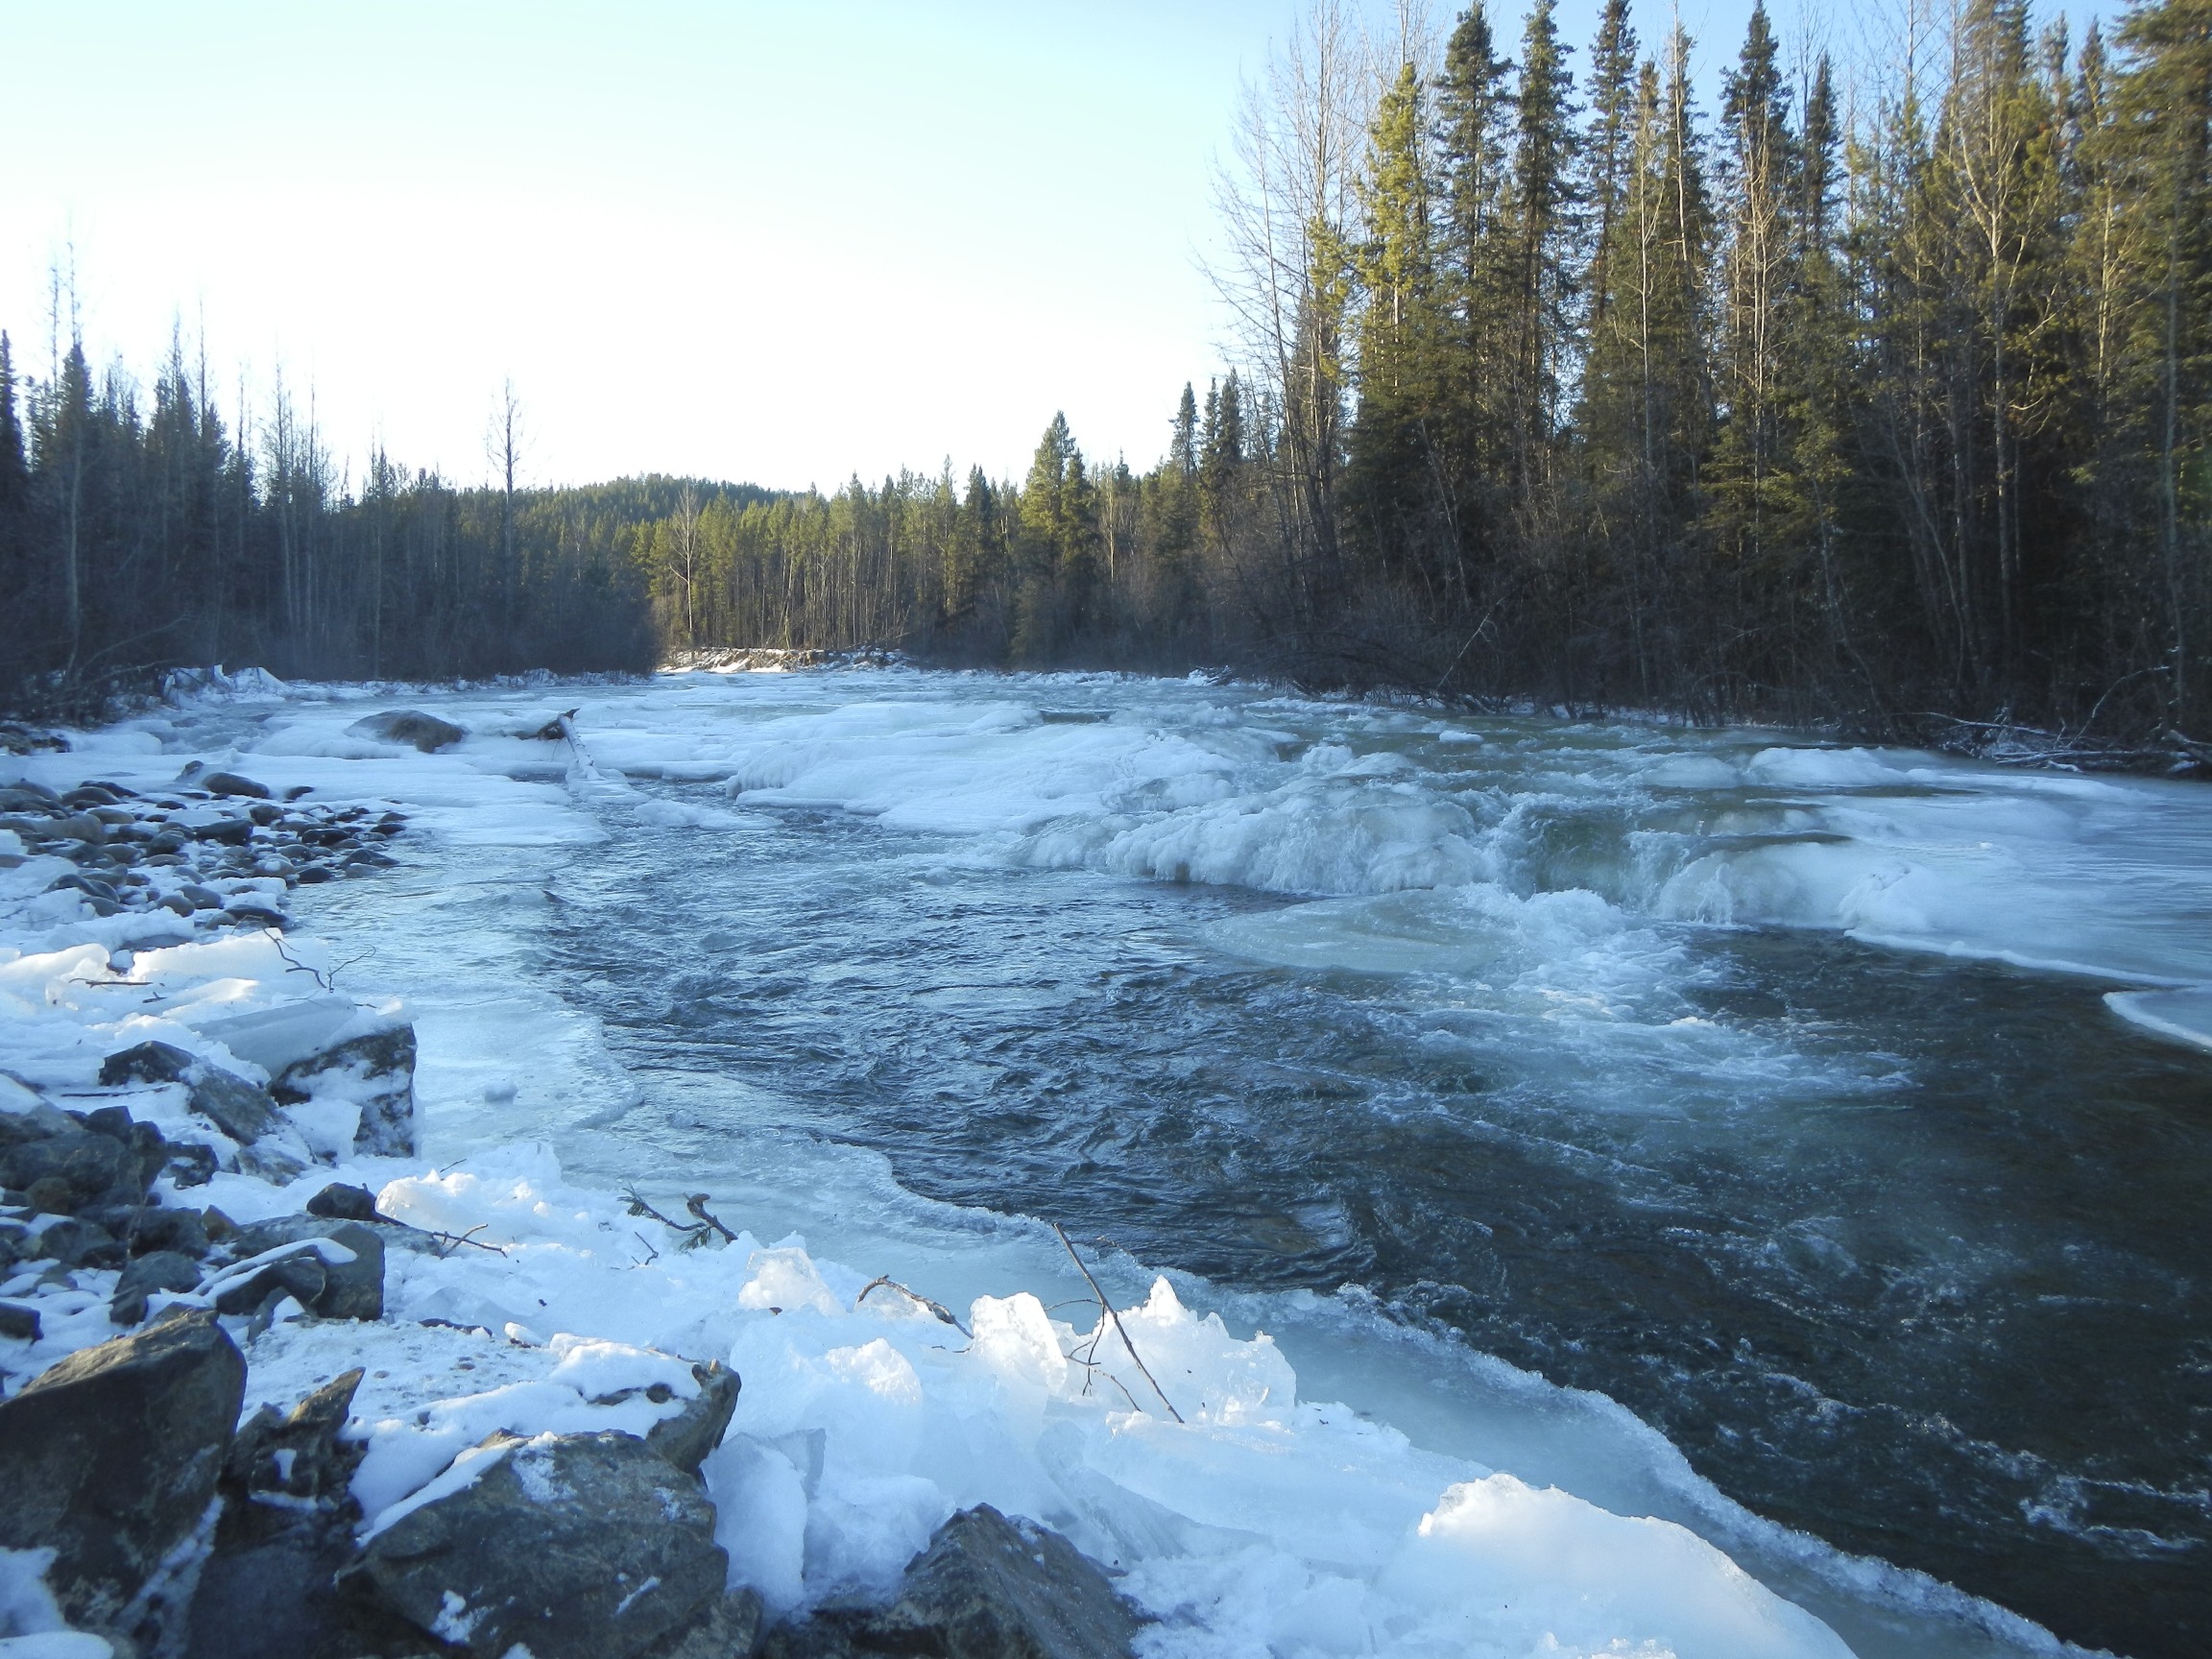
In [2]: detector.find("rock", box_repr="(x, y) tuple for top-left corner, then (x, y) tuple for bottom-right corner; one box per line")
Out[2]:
(25, 1174), (81, 1214)
(0, 1309), (247, 1627)
(522, 709), (579, 742)
(767, 1506), (1141, 1659)
(646, 1361), (742, 1477)
(110, 1249), (206, 1325)
(201, 772), (273, 800)
(274, 1025), (419, 1158)
(167, 1142), (220, 1187)
(0, 1300), (40, 1339)
(194, 816), (255, 845)
(217, 1216), (385, 1320)
(185, 1515), (376, 1659)
(103, 1044), (281, 1145)
(100, 1040), (196, 1087)
(659, 1587), (766, 1659)
(28, 1214), (124, 1269)
(351, 1431), (725, 1659)
(193, 1069), (280, 1144)
(188, 1367), (405, 1659)
(306, 1181), (382, 1222)
(225, 1369), (366, 1506)
(0, 1096), (81, 1143)
(0, 1126), (139, 1211)
(130, 1203), (211, 1258)
(346, 710), (468, 754)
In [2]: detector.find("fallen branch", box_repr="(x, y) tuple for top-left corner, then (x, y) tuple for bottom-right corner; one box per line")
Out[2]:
(1051, 1223), (1183, 1424)
(623, 1187), (717, 1251)
(856, 1274), (972, 1337)
(260, 927), (373, 994)
(427, 1223), (508, 1260)
(685, 1192), (739, 1244)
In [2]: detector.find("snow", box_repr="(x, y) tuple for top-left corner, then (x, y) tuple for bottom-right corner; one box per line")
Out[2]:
(7, 666), (2185, 1656)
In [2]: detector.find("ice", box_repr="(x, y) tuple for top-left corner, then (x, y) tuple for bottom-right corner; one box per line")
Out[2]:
(2104, 988), (2212, 1051)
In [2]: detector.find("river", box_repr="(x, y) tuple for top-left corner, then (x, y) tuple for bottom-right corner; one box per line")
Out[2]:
(173, 665), (2211, 1658)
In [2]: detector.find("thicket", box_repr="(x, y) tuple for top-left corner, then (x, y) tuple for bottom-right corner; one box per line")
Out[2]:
(5, 0), (2207, 753)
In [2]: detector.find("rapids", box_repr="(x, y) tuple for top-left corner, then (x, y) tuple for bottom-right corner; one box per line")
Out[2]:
(170, 666), (2212, 1658)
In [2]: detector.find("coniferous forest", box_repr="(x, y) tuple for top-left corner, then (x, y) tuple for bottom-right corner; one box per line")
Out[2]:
(4, 0), (2208, 756)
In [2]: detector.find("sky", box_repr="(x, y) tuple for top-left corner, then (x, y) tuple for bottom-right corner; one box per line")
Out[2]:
(0, 0), (2105, 495)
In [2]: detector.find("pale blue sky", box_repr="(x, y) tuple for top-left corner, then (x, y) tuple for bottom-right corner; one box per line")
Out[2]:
(1, 0), (2109, 493)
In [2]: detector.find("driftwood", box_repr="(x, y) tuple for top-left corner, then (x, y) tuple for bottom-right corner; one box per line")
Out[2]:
(1051, 1223), (1184, 1424)
(856, 1274), (971, 1337)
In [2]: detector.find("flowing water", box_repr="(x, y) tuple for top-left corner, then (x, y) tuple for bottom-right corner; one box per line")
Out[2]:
(188, 668), (2212, 1658)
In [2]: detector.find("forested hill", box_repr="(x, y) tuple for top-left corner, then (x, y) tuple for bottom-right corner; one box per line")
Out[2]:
(5, 0), (2209, 757)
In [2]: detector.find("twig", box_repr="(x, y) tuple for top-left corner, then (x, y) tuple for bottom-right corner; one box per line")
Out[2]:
(1050, 1223), (1183, 1424)
(259, 927), (372, 994)
(856, 1274), (972, 1337)
(685, 1192), (739, 1244)
(427, 1223), (507, 1259)
(624, 1187), (715, 1251)
(631, 1230), (661, 1266)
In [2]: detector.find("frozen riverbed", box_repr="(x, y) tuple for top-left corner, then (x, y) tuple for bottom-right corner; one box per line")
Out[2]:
(10, 664), (2210, 1658)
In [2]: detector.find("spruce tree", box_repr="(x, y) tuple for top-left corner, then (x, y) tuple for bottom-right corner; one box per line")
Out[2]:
(1581, 0), (1640, 335)
(1347, 58), (1453, 587)
(1708, 0), (1799, 655)
(0, 333), (25, 513)
(1435, 2), (1517, 553)
(1503, 0), (1580, 503)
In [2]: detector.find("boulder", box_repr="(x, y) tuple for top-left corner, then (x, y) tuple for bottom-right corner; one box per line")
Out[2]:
(214, 1218), (386, 1321)
(185, 1516), (383, 1659)
(187, 1066), (280, 1143)
(305, 1181), (382, 1222)
(0, 1309), (247, 1627)
(125, 1202), (211, 1260)
(224, 1369), (366, 1507)
(646, 1360), (743, 1477)
(274, 1025), (419, 1158)
(0, 1300), (40, 1339)
(188, 1373), (395, 1659)
(346, 710), (468, 754)
(201, 772), (273, 800)
(26, 1214), (124, 1269)
(660, 1588), (766, 1659)
(110, 1248), (205, 1325)
(351, 1431), (726, 1659)
(100, 1042), (278, 1143)
(0, 1117), (141, 1211)
(766, 1506), (1142, 1659)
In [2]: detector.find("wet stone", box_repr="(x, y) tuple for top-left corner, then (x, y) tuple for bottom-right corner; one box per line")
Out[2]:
(0, 1309), (248, 1628)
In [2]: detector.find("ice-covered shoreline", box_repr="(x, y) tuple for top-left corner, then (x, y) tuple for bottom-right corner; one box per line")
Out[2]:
(0, 670), (2117, 1659)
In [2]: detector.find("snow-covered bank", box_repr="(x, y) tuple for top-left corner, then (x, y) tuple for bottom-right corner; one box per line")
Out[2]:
(0, 670), (2124, 1658)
